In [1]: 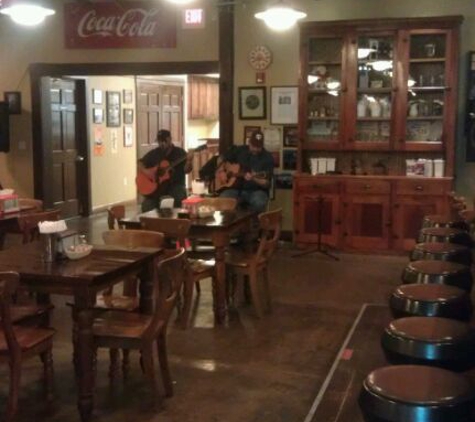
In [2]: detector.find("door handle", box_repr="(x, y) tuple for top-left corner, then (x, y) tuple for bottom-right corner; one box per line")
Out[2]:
(76, 155), (85, 162)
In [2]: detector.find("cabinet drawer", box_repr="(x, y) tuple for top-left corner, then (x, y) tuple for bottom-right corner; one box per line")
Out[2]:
(296, 178), (341, 193)
(395, 179), (450, 196)
(346, 180), (390, 195)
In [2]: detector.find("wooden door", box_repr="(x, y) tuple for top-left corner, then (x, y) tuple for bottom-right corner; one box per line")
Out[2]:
(295, 192), (341, 247)
(392, 195), (446, 251)
(137, 80), (161, 160)
(161, 85), (183, 148)
(343, 194), (391, 250)
(40, 77), (88, 218)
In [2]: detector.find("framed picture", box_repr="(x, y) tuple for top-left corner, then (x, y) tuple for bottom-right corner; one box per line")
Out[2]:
(124, 126), (133, 147)
(238, 86), (266, 120)
(92, 89), (102, 105)
(92, 108), (103, 124)
(106, 91), (121, 127)
(123, 89), (133, 104)
(123, 108), (134, 125)
(270, 86), (298, 124)
(243, 125), (260, 144)
(283, 125), (298, 147)
(4, 91), (21, 114)
(283, 149), (297, 171)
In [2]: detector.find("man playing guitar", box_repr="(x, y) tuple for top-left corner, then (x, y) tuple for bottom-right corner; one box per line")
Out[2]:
(138, 129), (193, 212)
(219, 130), (274, 214)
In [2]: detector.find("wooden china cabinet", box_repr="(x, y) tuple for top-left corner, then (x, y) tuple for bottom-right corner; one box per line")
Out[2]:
(294, 16), (462, 252)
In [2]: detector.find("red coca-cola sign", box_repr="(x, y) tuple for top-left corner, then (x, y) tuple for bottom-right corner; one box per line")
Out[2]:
(64, 1), (176, 49)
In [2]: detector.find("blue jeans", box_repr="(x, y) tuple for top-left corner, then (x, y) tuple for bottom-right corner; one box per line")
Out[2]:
(220, 189), (269, 214)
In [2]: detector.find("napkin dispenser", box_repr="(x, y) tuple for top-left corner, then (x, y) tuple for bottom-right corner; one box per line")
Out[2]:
(0, 194), (20, 214)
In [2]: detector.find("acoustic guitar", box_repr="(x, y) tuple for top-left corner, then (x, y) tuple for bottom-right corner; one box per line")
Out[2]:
(136, 144), (207, 196)
(215, 162), (267, 193)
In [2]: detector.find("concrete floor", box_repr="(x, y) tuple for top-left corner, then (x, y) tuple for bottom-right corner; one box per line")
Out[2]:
(0, 211), (408, 421)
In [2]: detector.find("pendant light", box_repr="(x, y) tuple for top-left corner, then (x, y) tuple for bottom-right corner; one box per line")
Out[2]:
(255, 0), (307, 31)
(0, 0), (55, 26)
(164, 0), (196, 4)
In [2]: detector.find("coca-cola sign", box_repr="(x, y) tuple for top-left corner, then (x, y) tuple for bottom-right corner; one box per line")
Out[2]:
(64, 1), (176, 49)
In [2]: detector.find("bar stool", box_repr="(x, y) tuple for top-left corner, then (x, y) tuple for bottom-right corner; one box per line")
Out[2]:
(422, 214), (470, 231)
(359, 365), (475, 422)
(389, 283), (472, 321)
(417, 227), (473, 248)
(410, 242), (472, 266)
(402, 260), (473, 292)
(381, 317), (475, 372)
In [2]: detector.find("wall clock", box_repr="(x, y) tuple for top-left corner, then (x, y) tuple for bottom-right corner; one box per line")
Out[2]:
(248, 45), (273, 71)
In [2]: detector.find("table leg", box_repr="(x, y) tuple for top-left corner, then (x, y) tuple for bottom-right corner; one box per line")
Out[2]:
(74, 295), (95, 422)
(212, 234), (228, 324)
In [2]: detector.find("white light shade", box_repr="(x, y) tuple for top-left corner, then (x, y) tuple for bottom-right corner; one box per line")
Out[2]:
(357, 48), (376, 59)
(0, 1), (55, 26)
(164, 0), (196, 4)
(255, 1), (307, 31)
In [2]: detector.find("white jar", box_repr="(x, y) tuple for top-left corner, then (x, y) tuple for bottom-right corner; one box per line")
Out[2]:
(406, 159), (416, 176)
(433, 159), (445, 177)
(369, 100), (382, 118)
(357, 98), (367, 118)
(424, 159), (433, 177)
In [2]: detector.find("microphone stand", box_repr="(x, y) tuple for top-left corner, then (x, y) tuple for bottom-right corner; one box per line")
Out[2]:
(292, 194), (339, 260)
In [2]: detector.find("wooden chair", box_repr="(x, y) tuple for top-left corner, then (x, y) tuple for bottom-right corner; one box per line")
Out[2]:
(107, 205), (126, 230)
(93, 248), (186, 397)
(18, 198), (43, 212)
(13, 210), (60, 326)
(225, 208), (282, 318)
(140, 217), (215, 328)
(17, 209), (61, 244)
(98, 229), (165, 312)
(0, 271), (55, 421)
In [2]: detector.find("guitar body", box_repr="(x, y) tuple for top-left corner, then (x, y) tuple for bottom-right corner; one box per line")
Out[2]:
(135, 160), (172, 196)
(214, 162), (267, 192)
(136, 144), (208, 196)
(215, 162), (241, 192)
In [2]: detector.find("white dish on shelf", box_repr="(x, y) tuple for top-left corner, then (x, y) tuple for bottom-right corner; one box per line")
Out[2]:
(65, 244), (93, 260)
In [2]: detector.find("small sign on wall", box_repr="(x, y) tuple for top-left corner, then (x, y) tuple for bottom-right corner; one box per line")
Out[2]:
(182, 8), (205, 28)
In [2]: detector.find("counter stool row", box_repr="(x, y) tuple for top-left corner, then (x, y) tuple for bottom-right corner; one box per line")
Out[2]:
(359, 212), (475, 422)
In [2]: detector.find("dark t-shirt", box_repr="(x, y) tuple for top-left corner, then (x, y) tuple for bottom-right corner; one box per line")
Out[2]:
(140, 145), (187, 197)
(224, 145), (274, 191)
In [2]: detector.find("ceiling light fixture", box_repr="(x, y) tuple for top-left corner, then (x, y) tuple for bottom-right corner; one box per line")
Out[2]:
(255, 0), (307, 31)
(164, 0), (196, 5)
(0, 0), (55, 26)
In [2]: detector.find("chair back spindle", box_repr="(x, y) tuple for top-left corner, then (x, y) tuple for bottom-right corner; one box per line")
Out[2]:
(0, 272), (21, 354)
(255, 209), (282, 262)
(144, 248), (186, 339)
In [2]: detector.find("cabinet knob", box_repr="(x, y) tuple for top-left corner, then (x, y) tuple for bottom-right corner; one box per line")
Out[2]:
(415, 185), (424, 191)
(363, 184), (371, 190)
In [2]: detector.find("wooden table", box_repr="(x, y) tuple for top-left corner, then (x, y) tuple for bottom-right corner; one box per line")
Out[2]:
(0, 205), (37, 249)
(121, 208), (255, 324)
(0, 241), (162, 422)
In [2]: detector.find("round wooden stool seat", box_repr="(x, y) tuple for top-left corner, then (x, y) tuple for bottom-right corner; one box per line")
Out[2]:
(381, 317), (475, 371)
(410, 242), (472, 266)
(423, 214), (470, 231)
(417, 227), (473, 248)
(389, 283), (472, 321)
(402, 260), (473, 292)
(358, 365), (475, 422)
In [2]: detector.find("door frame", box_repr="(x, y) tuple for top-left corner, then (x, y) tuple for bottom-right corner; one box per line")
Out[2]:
(30, 61), (218, 215)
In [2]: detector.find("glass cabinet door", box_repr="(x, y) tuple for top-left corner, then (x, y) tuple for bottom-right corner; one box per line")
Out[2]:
(355, 35), (395, 145)
(306, 37), (343, 145)
(405, 33), (447, 147)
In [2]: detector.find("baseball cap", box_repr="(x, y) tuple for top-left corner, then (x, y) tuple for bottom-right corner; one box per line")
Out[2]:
(157, 129), (171, 141)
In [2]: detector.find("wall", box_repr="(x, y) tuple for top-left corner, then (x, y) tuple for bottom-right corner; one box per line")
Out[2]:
(234, 0), (475, 228)
(1, 0), (475, 222)
(0, 0), (218, 198)
(86, 76), (137, 210)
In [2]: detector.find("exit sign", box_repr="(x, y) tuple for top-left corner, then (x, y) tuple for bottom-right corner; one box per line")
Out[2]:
(182, 8), (205, 28)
